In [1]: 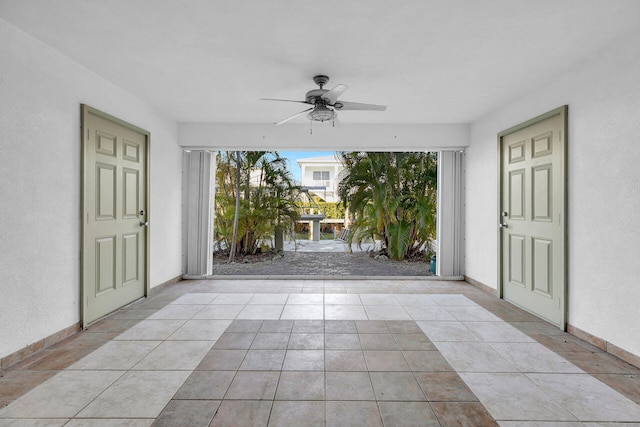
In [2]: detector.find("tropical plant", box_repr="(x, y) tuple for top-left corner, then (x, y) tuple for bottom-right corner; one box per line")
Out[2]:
(336, 151), (437, 260)
(215, 151), (301, 256)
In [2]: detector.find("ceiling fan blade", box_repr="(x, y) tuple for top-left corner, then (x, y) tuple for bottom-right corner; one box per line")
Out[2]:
(260, 98), (310, 104)
(322, 84), (348, 105)
(332, 100), (386, 111)
(275, 107), (315, 126)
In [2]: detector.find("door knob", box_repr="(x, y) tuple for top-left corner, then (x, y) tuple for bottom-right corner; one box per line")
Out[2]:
(500, 211), (508, 228)
(139, 221), (149, 227)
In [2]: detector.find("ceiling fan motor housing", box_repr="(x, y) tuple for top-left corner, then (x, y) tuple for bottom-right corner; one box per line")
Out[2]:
(305, 88), (329, 104)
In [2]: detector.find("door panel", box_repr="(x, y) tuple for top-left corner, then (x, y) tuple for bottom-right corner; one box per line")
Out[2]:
(499, 107), (566, 328)
(82, 106), (148, 326)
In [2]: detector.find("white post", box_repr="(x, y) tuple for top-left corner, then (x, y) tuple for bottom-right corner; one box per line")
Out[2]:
(436, 151), (465, 277)
(183, 150), (215, 277)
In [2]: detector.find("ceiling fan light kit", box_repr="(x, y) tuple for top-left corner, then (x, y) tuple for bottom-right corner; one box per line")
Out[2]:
(261, 75), (386, 127)
(307, 104), (335, 122)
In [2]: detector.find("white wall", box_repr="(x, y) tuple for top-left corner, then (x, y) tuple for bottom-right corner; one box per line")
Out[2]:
(0, 19), (183, 360)
(466, 30), (640, 357)
(179, 122), (469, 151)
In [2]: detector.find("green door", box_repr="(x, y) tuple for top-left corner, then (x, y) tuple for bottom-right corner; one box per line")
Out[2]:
(499, 107), (567, 328)
(82, 106), (149, 326)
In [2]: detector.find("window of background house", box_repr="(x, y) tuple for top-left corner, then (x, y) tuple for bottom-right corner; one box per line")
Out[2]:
(313, 171), (330, 180)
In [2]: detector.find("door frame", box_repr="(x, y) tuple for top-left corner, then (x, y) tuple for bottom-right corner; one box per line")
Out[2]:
(497, 105), (568, 329)
(80, 104), (151, 328)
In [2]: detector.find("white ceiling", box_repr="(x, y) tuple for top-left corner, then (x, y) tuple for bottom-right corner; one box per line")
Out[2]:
(2, 0), (639, 124)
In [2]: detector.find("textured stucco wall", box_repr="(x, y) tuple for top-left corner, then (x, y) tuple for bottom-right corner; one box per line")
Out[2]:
(0, 19), (182, 359)
(465, 30), (640, 357)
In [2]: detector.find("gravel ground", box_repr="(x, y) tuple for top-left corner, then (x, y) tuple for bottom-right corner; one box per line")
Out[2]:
(212, 251), (434, 276)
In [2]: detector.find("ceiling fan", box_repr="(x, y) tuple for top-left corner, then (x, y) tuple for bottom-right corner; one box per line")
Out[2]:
(261, 75), (386, 126)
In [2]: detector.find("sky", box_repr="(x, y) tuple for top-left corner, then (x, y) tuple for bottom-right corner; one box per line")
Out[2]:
(277, 151), (334, 182)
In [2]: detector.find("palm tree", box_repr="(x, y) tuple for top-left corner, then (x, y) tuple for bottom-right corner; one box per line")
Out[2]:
(336, 151), (437, 260)
(215, 151), (301, 257)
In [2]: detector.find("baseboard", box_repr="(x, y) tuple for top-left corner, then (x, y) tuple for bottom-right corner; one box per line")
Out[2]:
(567, 324), (640, 369)
(149, 274), (183, 297)
(1, 322), (81, 370)
(463, 276), (639, 369)
(464, 275), (498, 295)
(1, 274), (183, 371)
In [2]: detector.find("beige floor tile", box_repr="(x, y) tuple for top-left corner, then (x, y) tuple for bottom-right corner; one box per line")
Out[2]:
(435, 341), (517, 373)
(192, 305), (244, 320)
(239, 349), (285, 370)
(0, 370), (124, 418)
(77, 370), (190, 418)
(431, 402), (498, 426)
(196, 349), (247, 371)
(153, 399), (219, 426)
(359, 333), (398, 350)
(275, 371), (324, 400)
(250, 333), (290, 349)
(211, 294), (254, 305)
(325, 401), (383, 427)
(286, 294), (323, 304)
(210, 400), (272, 427)
(167, 319), (231, 341)
(460, 372), (577, 421)
(132, 340), (214, 370)
(359, 294), (400, 306)
(260, 320), (294, 332)
(237, 305), (284, 320)
(268, 401), (324, 427)
(324, 294), (362, 305)
(325, 304), (368, 320)
(292, 320), (324, 333)
(64, 420), (154, 426)
(369, 371), (426, 401)
(527, 373), (640, 422)
(325, 333), (361, 350)
(225, 371), (279, 400)
(248, 293), (289, 305)
(174, 370), (235, 400)
(378, 401), (441, 426)
(114, 319), (186, 341)
(281, 304), (324, 319)
(146, 304), (206, 320)
(69, 341), (160, 370)
(283, 350), (324, 370)
(288, 333), (324, 350)
(325, 320), (357, 333)
(170, 293), (218, 304)
(325, 371), (374, 400)
(212, 332), (256, 350)
(363, 350), (410, 371)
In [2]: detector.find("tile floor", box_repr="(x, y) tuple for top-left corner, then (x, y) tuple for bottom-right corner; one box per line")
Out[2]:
(1, 279), (639, 426)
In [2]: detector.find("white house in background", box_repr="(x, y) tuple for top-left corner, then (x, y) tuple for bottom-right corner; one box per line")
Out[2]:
(296, 155), (344, 203)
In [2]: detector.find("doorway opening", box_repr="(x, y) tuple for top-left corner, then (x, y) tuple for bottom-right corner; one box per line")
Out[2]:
(211, 150), (439, 277)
